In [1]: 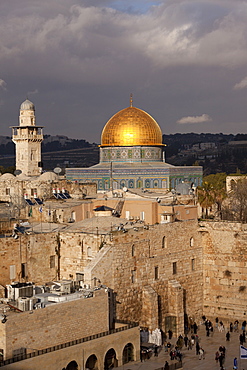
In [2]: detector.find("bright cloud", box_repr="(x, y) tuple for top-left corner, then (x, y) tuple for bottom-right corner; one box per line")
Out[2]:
(177, 114), (212, 124)
(233, 77), (247, 90)
(27, 89), (39, 96)
(0, 79), (7, 90)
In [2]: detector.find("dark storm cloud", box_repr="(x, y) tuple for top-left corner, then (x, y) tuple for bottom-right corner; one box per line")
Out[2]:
(0, 0), (246, 142)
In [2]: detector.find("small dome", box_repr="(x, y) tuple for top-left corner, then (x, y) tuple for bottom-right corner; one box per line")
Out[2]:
(101, 105), (163, 147)
(39, 171), (58, 181)
(0, 173), (15, 180)
(20, 99), (35, 111)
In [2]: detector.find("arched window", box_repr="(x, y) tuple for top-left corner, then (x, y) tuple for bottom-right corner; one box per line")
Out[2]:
(155, 266), (159, 280)
(137, 179), (142, 188)
(191, 258), (195, 271)
(190, 237), (194, 247)
(131, 244), (135, 257)
(162, 236), (167, 249)
(230, 179), (236, 191)
(87, 246), (92, 258)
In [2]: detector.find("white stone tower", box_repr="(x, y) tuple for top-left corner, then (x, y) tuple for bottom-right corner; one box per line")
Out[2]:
(11, 99), (43, 176)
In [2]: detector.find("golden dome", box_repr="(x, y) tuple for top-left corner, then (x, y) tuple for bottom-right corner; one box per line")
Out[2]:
(101, 105), (163, 147)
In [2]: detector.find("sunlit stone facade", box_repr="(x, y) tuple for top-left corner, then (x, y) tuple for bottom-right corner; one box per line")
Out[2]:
(11, 99), (43, 176)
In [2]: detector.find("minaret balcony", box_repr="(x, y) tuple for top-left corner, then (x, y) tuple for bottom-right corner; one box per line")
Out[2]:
(12, 134), (43, 141)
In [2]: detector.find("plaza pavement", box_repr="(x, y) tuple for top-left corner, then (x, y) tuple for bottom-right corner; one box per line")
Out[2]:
(123, 323), (246, 370)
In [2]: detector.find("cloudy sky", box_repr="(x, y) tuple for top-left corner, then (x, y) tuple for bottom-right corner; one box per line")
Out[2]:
(0, 0), (247, 143)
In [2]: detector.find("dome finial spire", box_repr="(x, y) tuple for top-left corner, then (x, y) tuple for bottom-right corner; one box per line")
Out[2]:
(130, 93), (133, 107)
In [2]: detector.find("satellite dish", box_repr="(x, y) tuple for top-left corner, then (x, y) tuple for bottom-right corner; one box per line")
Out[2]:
(14, 169), (22, 176)
(53, 167), (62, 174)
(122, 187), (128, 192)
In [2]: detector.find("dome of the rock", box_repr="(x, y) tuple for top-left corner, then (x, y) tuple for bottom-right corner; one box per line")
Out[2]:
(101, 105), (163, 147)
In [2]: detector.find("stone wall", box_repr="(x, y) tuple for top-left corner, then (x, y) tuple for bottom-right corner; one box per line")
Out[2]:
(83, 220), (203, 335)
(59, 232), (113, 281)
(1, 289), (109, 360)
(0, 234), (58, 286)
(200, 221), (247, 323)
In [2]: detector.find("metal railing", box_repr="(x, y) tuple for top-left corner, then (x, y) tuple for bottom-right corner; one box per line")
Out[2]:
(0, 322), (138, 367)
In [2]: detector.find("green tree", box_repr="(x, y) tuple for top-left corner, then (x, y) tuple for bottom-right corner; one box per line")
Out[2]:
(197, 181), (215, 218)
(197, 173), (227, 219)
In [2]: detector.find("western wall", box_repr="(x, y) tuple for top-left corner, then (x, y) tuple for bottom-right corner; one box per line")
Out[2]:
(1, 219), (247, 335)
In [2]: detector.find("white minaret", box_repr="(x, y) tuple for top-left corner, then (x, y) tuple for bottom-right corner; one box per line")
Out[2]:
(11, 99), (44, 176)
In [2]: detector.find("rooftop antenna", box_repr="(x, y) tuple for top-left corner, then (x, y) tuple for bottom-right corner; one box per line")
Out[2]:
(53, 167), (62, 174)
(130, 93), (133, 107)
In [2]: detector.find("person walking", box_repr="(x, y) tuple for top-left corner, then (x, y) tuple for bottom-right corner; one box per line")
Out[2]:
(187, 339), (192, 350)
(234, 319), (239, 332)
(196, 342), (200, 355)
(219, 352), (225, 368)
(193, 322), (198, 334)
(198, 347), (204, 360)
(169, 350), (174, 361)
(215, 350), (219, 363)
(239, 332), (245, 345)
(226, 331), (230, 341)
(233, 357), (238, 369)
(164, 361), (169, 370)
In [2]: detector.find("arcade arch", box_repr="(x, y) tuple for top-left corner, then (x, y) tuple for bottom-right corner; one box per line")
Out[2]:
(122, 343), (134, 364)
(104, 348), (117, 369)
(62, 360), (79, 370)
(85, 354), (98, 370)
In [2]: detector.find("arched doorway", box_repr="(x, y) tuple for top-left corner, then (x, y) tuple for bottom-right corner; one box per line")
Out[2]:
(104, 348), (117, 369)
(63, 360), (78, 370)
(122, 343), (134, 364)
(85, 354), (98, 370)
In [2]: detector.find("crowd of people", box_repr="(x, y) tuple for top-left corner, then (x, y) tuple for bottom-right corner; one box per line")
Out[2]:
(159, 316), (243, 369)
(139, 316), (246, 369)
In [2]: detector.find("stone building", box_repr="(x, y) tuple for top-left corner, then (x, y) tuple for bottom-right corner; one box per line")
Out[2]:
(226, 174), (247, 192)
(11, 99), (43, 177)
(0, 287), (139, 369)
(0, 171), (97, 225)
